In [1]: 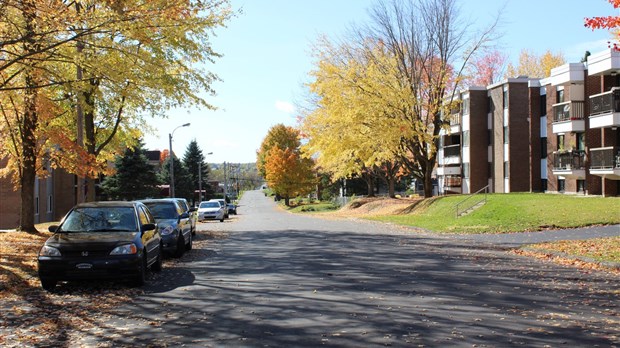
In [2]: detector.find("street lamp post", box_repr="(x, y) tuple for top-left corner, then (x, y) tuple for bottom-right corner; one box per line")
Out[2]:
(169, 122), (190, 198)
(198, 152), (213, 202)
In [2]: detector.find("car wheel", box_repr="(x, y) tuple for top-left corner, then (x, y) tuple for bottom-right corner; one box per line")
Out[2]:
(133, 255), (147, 287)
(186, 232), (193, 251)
(191, 224), (196, 236)
(220, 218), (224, 222)
(173, 234), (185, 258)
(40, 278), (57, 292)
(152, 246), (163, 273)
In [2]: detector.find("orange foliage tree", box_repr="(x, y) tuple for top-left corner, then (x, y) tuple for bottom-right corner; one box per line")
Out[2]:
(585, 0), (620, 50)
(264, 146), (316, 206)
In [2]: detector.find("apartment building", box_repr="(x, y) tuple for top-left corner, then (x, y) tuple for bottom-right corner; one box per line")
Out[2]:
(0, 158), (75, 230)
(437, 77), (543, 194)
(437, 48), (620, 197)
(545, 48), (619, 196)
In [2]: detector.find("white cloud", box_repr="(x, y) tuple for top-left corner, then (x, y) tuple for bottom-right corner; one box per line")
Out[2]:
(275, 100), (295, 114)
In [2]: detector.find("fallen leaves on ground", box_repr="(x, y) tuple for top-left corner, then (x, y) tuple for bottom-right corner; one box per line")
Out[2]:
(0, 228), (221, 347)
(512, 237), (620, 275)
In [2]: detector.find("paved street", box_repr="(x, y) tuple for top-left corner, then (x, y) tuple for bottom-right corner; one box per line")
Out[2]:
(74, 191), (620, 347)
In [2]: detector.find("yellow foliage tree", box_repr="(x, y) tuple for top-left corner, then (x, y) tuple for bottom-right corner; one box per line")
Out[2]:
(505, 49), (566, 78)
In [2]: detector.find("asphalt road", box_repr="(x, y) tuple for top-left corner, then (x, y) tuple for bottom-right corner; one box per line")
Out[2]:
(76, 190), (620, 347)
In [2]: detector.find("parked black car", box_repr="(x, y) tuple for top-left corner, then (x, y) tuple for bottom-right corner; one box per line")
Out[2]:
(139, 199), (193, 258)
(227, 203), (237, 215)
(37, 201), (162, 291)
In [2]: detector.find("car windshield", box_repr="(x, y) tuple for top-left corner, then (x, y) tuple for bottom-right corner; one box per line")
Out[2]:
(144, 202), (178, 220)
(199, 202), (220, 209)
(60, 207), (137, 232)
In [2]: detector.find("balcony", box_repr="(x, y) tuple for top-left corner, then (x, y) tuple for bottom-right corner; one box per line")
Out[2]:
(436, 165), (461, 176)
(441, 144), (461, 165)
(443, 112), (461, 133)
(589, 146), (620, 180)
(588, 89), (620, 129)
(552, 150), (586, 179)
(551, 101), (585, 134)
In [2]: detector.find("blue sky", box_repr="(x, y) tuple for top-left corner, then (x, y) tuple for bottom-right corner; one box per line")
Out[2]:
(142, 0), (617, 164)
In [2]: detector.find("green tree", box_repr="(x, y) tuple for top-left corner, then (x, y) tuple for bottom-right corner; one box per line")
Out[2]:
(101, 141), (160, 200)
(182, 139), (213, 204)
(160, 156), (193, 201)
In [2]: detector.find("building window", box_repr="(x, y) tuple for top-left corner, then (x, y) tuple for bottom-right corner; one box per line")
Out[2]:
(541, 137), (547, 158)
(558, 179), (565, 192)
(503, 89), (508, 109)
(540, 94), (547, 116)
(463, 130), (470, 146)
(577, 180), (585, 193)
(557, 134), (565, 151)
(504, 161), (509, 178)
(35, 197), (39, 216)
(503, 126), (509, 144)
(47, 195), (53, 213)
(577, 133), (585, 151)
(557, 89), (564, 103)
(488, 96), (494, 112)
(541, 179), (548, 192)
(488, 162), (493, 179)
(488, 130), (492, 146)
(462, 98), (470, 115)
(463, 163), (470, 179)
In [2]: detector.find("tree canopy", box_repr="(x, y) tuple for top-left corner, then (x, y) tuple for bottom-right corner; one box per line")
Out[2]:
(0, 0), (233, 231)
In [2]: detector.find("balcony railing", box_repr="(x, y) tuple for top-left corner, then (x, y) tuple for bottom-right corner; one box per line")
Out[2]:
(552, 150), (586, 170)
(449, 113), (461, 126)
(443, 144), (461, 158)
(590, 147), (620, 169)
(444, 175), (462, 187)
(589, 89), (620, 116)
(552, 101), (585, 122)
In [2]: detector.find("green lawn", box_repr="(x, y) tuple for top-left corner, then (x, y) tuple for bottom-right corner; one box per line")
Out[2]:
(370, 193), (620, 234)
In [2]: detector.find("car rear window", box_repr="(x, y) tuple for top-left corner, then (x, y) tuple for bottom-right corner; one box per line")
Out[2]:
(144, 203), (178, 220)
(61, 207), (136, 232)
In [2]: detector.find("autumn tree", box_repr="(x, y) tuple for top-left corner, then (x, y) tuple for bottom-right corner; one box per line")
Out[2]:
(0, 0), (233, 231)
(505, 49), (565, 78)
(585, 0), (620, 49)
(264, 146), (316, 206)
(256, 124), (300, 178)
(303, 0), (499, 198)
(464, 49), (508, 87)
(301, 37), (406, 197)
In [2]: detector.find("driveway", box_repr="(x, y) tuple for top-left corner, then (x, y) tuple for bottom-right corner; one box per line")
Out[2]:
(71, 191), (619, 347)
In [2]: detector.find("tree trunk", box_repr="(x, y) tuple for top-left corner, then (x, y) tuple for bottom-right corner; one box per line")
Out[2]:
(83, 79), (98, 202)
(388, 176), (395, 198)
(20, 90), (38, 232)
(19, 0), (39, 233)
(423, 164), (434, 198)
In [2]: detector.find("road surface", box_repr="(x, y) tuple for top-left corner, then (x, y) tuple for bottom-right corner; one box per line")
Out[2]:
(74, 190), (620, 347)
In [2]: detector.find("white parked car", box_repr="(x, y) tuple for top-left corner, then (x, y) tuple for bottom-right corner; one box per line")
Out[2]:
(209, 198), (229, 219)
(197, 201), (225, 222)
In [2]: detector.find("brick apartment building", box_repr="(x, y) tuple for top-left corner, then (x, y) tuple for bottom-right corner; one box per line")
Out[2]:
(0, 157), (75, 230)
(437, 48), (620, 197)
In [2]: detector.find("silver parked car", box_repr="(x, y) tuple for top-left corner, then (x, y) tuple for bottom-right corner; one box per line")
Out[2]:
(197, 201), (225, 222)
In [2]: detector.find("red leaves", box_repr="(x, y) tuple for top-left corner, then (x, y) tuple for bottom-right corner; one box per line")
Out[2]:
(584, 0), (620, 50)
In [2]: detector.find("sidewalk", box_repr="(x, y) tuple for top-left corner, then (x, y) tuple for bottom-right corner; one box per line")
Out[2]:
(458, 224), (620, 248)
